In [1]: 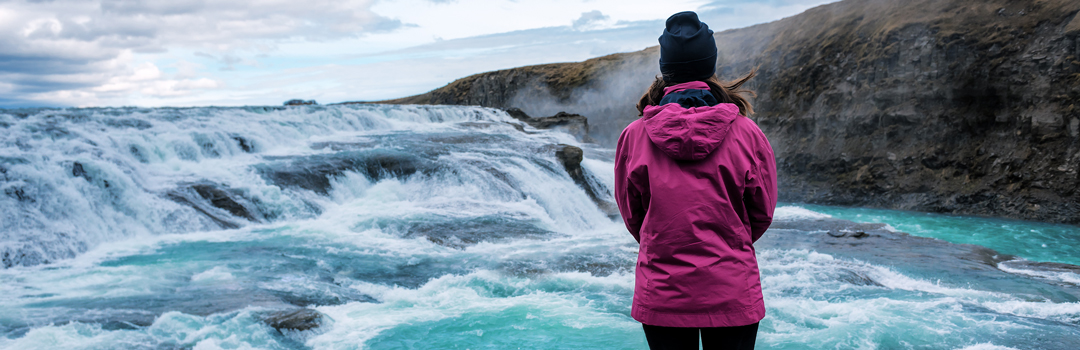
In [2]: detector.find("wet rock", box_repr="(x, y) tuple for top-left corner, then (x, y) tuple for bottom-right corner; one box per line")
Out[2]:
(836, 269), (884, 287)
(69, 161), (110, 188)
(257, 150), (435, 195)
(826, 230), (869, 238)
(103, 119), (153, 130)
(2, 249), (37, 268)
(555, 144), (619, 216)
(262, 308), (325, 333)
(3, 185), (33, 203)
(129, 145), (149, 163)
(248, 106), (287, 112)
(270, 288), (377, 308)
(71, 162), (87, 178)
(505, 108), (594, 142)
(284, 99), (317, 106)
(231, 135), (255, 153)
(190, 183), (257, 221)
(999, 259), (1080, 276)
(555, 144), (584, 175)
(377, 215), (556, 249)
(166, 181), (265, 229)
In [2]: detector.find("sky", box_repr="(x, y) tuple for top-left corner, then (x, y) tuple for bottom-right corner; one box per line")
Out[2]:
(0, 0), (837, 108)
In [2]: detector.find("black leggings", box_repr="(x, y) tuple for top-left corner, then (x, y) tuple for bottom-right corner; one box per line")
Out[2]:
(642, 323), (758, 350)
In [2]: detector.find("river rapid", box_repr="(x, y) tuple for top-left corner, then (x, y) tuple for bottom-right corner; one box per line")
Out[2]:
(1, 105), (1077, 349)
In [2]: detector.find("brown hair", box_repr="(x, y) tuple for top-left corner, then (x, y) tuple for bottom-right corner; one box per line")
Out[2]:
(636, 70), (757, 117)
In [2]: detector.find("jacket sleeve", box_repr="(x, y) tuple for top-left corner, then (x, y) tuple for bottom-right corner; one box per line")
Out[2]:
(614, 128), (647, 243)
(744, 130), (777, 243)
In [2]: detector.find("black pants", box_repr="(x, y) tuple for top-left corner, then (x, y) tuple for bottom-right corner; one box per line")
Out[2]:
(642, 323), (758, 350)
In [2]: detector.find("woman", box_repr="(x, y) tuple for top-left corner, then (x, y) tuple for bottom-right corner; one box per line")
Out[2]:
(614, 11), (777, 350)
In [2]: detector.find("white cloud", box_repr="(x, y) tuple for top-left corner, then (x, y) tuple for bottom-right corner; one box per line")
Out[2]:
(572, 10), (616, 31)
(370, 0), (706, 41)
(19, 55), (223, 106)
(0, 0), (840, 108)
(0, 0), (400, 106)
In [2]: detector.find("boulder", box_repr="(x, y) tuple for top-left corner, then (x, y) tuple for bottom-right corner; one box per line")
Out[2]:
(190, 183), (257, 221)
(257, 149), (435, 195)
(166, 181), (265, 229)
(283, 99), (317, 106)
(262, 308), (325, 334)
(505, 108), (594, 142)
(555, 144), (619, 216)
(555, 144), (584, 177)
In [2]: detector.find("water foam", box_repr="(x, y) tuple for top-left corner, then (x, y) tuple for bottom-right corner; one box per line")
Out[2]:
(773, 205), (832, 221)
(955, 344), (1021, 350)
(1, 105), (607, 268)
(7, 105), (1080, 349)
(996, 259), (1080, 285)
(0, 309), (290, 350)
(757, 249), (1080, 349)
(309, 270), (637, 349)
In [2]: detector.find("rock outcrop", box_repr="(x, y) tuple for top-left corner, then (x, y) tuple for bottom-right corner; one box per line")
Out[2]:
(345, 52), (659, 146)
(284, 99), (317, 106)
(262, 308), (326, 333)
(555, 144), (618, 217)
(740, 0), (1080, 223)
(256, 149), (437, 195)
(352, 0), (1080, 224)
(261, 308), (331, 342)
(504, 108), (593, 142)
(166, 181), (267, 229)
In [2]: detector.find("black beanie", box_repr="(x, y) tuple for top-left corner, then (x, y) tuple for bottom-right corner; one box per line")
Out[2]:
(658, 11), (717, 83)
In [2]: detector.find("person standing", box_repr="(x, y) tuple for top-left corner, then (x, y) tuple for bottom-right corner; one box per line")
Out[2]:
(614, 11), (777, 350)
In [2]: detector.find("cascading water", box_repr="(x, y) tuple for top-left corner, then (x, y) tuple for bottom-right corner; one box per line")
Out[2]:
(1, 105), (1078, 350)
(0, 105), (609, 267)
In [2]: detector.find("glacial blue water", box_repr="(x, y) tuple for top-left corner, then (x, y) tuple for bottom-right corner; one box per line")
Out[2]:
(795, 203), (1080, 267)
(1, 105), (1078, 350)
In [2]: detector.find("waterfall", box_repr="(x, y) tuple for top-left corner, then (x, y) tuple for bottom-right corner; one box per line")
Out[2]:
(0, 105), (611, 268)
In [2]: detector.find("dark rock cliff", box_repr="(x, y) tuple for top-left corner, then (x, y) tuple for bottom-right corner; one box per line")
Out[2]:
(741, 0), (1080, 223)
(349, 0), (1080, 224)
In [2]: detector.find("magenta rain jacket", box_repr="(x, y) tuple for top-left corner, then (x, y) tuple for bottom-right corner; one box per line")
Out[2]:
(614, 81), (777, 328)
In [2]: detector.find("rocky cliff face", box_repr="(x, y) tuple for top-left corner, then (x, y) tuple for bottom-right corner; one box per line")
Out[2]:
(363, 51), (659, 146)
(743, 0), (1080, 223)
(353, 0), (1080, 224)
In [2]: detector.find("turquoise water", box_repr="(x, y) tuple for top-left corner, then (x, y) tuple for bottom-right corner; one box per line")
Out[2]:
(796, 203), (1080, 266)
(2, 106), (1078, 349)
(6, 220), (1078, 350)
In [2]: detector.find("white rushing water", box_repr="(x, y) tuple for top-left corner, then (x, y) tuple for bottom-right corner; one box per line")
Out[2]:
(1, 105), (1078, 349)
(0, 105), (605, 267)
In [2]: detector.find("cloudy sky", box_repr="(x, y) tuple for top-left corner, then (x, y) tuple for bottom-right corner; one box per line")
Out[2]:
(0, 0), (836, 108)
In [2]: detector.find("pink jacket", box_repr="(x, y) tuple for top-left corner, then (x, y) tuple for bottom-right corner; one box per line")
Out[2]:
(614, 82), (777, 327)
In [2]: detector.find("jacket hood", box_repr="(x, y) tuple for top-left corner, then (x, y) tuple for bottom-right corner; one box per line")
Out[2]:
(642, 101), (740, 161)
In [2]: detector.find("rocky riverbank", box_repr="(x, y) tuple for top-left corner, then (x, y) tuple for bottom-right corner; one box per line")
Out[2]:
(353, 0), (1080, 224)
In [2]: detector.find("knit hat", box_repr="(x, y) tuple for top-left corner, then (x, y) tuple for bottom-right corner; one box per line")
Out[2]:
(658, 11), (717, 83)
